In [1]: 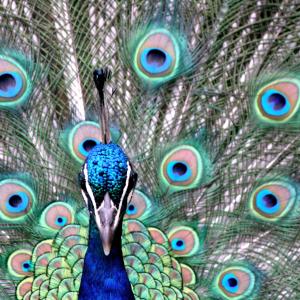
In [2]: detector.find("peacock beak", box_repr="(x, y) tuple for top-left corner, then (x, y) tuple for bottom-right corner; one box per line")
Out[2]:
(96, 192), (119, 256)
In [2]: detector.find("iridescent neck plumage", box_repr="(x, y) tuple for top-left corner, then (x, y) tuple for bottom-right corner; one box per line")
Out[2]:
(78, 217), (134, 300)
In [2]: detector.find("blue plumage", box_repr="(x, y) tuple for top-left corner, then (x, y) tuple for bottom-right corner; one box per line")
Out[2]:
(79, 140), (136, 298)
(86, 143), (129, 201)
(79, 218), (134, 300)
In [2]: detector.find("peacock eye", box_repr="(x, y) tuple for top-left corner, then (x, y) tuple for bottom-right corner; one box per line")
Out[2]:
(7, 192), (29, 213)
(21, 260), (32, 272)
(54, 216), (68, 227)
(171, 238), (186, 251)
(167, 226), (201, 257)
(63, 121), (101, 163)
(126, 204), (137, 215)
(139, 46), (173, 76)
(40, 202), (74, 231)
(254, 79), (300, 123)
(0, 179), (35, 221)
(167, 161), (192, 182)
(135, 30), (177, 79)
(249, 180), (296, 221)
(126, 23), (193, 89)
(0, 57), (32, 107)
(124, 190), (151, 220)
(215, 266), (256, 299)
(7, 250), (33, 278)
(79, 138), (98, 156)
(159, 143), (211, 193)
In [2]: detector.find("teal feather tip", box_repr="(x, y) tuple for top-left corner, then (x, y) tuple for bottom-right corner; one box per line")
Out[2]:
(212, 264), (260, 300)
(60, 121), (120, 163)
(0, 53), (33, 107)
(125, 190), (152, 220)
(167, 225), (203, 257)
(0, 178), (36, 222)
(7, 250), (33, 278)
(253, 77), (300, 125)
(158, 142), (212, 193)
(249, 178), (299, 222)
(127, 23), (192, 89)
(39, 202), (75, 233)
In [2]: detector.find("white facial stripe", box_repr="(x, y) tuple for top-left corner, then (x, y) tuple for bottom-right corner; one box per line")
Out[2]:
(83, 163), (102, 229)
(81, 189), (88, 205)
(114, 161), (132, 228)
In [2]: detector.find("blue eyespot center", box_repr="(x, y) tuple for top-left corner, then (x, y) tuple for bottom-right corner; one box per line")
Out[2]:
(176, 240), (183, 247)
(222, 273), (239, 293)
(6, 192), (29, 213)
(171, 238), (186, 251)
(228, 278), (238, 287)
(126, 204), (137, 215)
(0, 72), (23, 98)
(8, 195), (22, 207)
(83, 139), (97, 152)
(167, 161), (192, 182)
(141, 48), (172, 74)
(22, 260), (32, 272)
(55, 216), (67, 227)
(263, 194), (277, 208)
(147, 49), (166, 67)
(256, 189), (280, 214)
(173, 162), (187, 176)
(79, 138), (99, 157)
(261, 89), (290, 116)
(268, 93), (286, 110)
(128, 204), (135, 211)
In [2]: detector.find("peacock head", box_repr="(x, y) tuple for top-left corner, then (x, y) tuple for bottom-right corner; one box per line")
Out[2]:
(79, 68), (137, 255)
(79, 143), (137, 255)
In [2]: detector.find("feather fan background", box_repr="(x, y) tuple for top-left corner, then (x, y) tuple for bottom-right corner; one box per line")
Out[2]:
(0, 0), (299, 299)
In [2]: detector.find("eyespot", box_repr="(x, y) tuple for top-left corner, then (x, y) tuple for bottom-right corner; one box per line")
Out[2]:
(66, 121), (101, 163)
(127, 25), (192, 88)
(0, 179), (35, 221)
(0, 56), (31, 107)
(40, 202), (74, 231)
(215, 266), (256, 299)
(249, 180), (296, 221)
(7, 250), (33, 278)
(135, 30), (177, 79)
(125, 190), (152, 220)
(159, 144), (210, 193)
(167, 226), (200, 257)
(254, 79), (300, 123)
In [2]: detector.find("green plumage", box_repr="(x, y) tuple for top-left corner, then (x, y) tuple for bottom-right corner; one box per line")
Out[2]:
(0, 1), (300, 299)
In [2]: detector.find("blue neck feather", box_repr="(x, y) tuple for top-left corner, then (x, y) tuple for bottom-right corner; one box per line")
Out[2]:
(78, 218), (135, 300)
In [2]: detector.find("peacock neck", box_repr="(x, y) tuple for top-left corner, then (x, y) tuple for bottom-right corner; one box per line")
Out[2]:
(78, 217), (135, 300)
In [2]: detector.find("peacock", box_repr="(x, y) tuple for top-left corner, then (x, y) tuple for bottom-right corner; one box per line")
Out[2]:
(0, 0), (300, 299)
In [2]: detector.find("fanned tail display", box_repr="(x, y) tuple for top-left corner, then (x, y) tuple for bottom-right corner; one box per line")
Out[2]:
(0, 1), (300, 299)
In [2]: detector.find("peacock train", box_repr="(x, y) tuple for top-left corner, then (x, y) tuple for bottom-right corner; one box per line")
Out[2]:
(0, 1), (300, 299)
